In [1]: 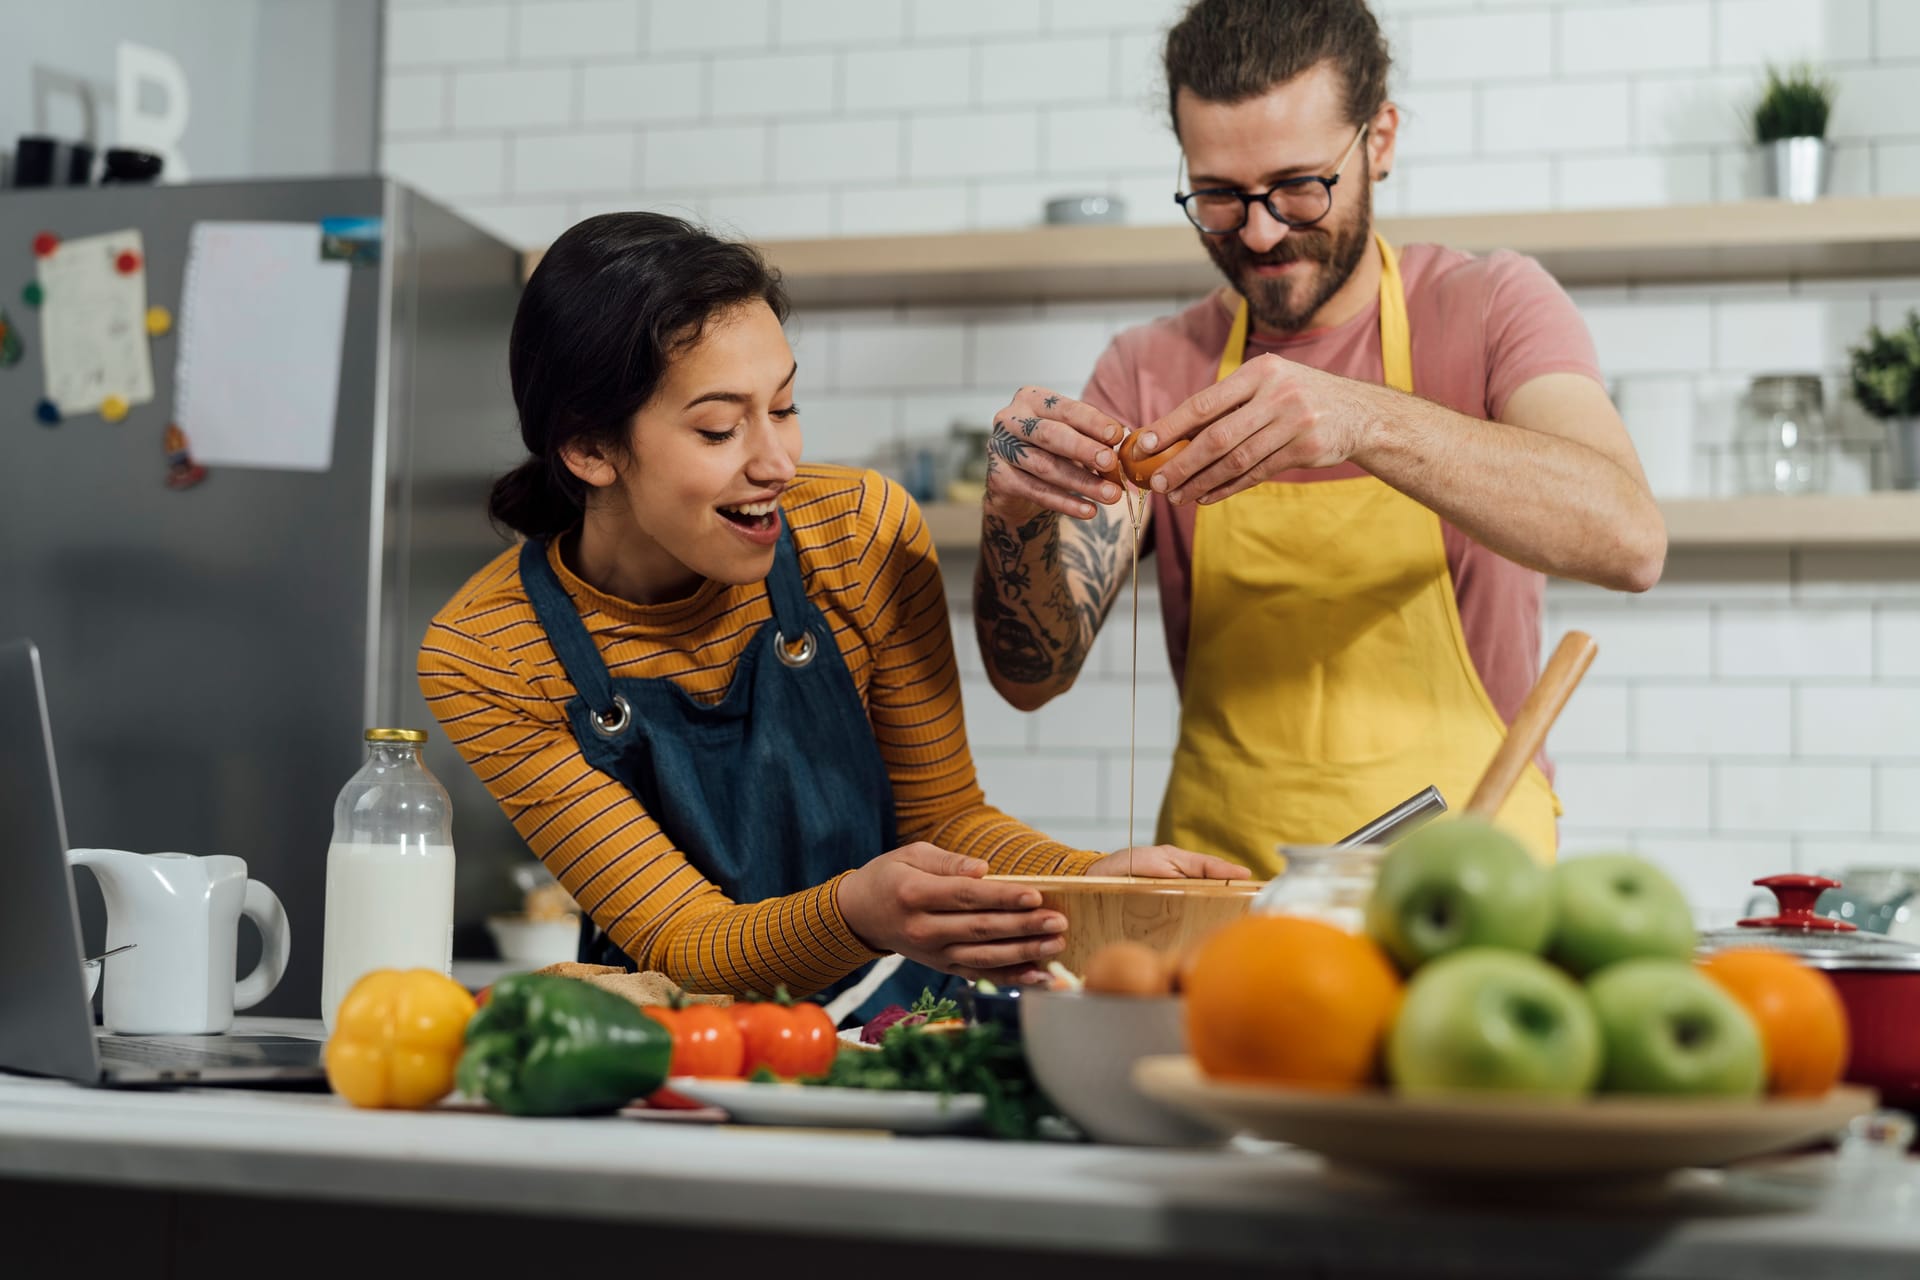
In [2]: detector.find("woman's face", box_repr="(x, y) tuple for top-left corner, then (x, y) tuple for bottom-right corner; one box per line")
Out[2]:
(574, 300), (802, 598)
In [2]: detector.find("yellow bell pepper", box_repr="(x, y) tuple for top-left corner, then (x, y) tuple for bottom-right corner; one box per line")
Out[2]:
(324, 968), (477, 1109)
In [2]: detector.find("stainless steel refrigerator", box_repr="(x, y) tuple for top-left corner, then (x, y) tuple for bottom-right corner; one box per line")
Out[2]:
(0, 177), (535, 1016)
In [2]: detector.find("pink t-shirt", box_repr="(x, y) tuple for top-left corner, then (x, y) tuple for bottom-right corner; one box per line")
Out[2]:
(1081, 243), (1603, 743)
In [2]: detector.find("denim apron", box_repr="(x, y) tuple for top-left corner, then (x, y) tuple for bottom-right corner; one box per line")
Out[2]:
(518, 528), (947, 1024)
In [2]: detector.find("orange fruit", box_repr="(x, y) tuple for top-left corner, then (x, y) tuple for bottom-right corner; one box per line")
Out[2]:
(1698, 948), (1850, 1097)
(1184, 915), (1402, 1090)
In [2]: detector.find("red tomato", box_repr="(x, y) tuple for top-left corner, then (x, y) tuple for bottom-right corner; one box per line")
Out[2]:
(731, 998), (839, 1079)
(671, 1005), (746, 1079)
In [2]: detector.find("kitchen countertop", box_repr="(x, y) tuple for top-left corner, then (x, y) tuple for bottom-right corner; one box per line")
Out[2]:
(4, 1020), (1920, 1278)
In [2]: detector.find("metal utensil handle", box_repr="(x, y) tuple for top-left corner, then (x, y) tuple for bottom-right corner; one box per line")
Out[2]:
(1336, 785), (1448, 848)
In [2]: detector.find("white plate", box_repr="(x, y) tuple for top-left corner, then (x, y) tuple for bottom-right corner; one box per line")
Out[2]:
(664, 1077), (987, 1133)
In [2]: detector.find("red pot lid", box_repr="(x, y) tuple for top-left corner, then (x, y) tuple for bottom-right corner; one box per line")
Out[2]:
(1736, 875), (1856, 932)
(1699, 875), (1920, 970)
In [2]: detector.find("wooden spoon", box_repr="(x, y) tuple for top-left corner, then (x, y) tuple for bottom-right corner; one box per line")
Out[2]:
(1464, 630), (1599, 819)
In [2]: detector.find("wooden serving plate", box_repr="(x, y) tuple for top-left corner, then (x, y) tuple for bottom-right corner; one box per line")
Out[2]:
(987, 875), (1263, 977)
(1133, 1055), (1877, 1182)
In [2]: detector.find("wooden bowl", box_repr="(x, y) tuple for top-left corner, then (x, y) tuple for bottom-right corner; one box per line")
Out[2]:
(987, 875), (1263, 977)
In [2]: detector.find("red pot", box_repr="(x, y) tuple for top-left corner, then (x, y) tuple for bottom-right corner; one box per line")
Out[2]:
(1701, 875), (1920, 1109)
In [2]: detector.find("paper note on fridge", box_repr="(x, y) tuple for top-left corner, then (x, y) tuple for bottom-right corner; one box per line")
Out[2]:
(37, 229), (156, 417)
(173, 221), (351, 472)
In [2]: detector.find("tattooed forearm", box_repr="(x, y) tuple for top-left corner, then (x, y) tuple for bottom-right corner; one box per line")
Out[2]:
(975, 494), (1134, 699)
(975, 511), (1061, 684)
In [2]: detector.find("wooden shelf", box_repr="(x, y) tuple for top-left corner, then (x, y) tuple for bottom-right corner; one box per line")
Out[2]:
(918, 493), (1920, 552)
(521, 196), (1920, 306)
(1657, 493), (1920, 547)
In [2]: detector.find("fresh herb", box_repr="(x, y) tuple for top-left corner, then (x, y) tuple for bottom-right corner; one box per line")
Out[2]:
(1752, 63), (1836, 144)
(908, 988), (960, 1023)
(859, 987), (962, 1044)
(818, 1024), (1057, 1141)
(1848, 310), (1920, 420)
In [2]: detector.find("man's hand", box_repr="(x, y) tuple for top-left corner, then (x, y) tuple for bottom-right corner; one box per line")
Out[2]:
(837, 842), (1067, 986)
(1085, 846), (1251, 880)
(983, 386), (1130, 520)
(1135, 353), (1375, 506)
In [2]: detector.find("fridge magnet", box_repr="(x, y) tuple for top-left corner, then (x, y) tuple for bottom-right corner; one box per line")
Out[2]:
(36, 398), (61, 426)
(319, 216), (382, 266)
(163, 422), (207, 489)
(21, 281), (43, 307)
(100, 394), (129, 423)
(0, 309), (22, 369)
(35, 229), (155, 420)
(32, 232), (59, 258)
(145, 305), (172, 337)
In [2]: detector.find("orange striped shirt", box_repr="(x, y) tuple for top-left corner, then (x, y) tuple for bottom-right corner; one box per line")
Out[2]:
(419, 464), (1097, 997)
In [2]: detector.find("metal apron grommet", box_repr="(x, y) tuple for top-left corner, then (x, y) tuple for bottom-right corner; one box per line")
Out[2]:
(775, 630), (816, 668)
(591, 694), (632, 738)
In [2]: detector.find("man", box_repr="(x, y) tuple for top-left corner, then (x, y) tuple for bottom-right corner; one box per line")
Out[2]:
(973, 0), (1665, 871)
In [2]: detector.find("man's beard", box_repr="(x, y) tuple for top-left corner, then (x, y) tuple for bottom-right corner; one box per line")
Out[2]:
(1202, 174), (1372, 335)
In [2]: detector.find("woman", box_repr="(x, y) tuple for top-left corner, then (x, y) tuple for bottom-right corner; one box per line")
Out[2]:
(420, 213), (1242, 1022)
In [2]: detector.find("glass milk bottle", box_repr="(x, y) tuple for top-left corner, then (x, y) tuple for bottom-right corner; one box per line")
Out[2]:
(321, 729), (456, 1030)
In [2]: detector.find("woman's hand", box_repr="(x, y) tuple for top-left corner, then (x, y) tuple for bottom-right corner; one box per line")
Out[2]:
(1085, 846), (1251, 880)
(983, 385), (1129, 521)
(836, 843), (1067, 985)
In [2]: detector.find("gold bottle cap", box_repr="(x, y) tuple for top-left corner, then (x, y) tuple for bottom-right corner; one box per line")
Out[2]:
(365, 728), (428, 743)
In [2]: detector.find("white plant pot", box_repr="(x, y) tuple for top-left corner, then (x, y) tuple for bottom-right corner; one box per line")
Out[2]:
(1762, 137), (1831, 203)
(1890, 416), (1920, 491)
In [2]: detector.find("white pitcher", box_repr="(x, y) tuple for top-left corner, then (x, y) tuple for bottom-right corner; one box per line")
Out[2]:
(68, 849), (291, 1035)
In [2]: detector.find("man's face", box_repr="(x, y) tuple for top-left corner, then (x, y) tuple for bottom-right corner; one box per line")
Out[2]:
(1176, 63), (1381, 334)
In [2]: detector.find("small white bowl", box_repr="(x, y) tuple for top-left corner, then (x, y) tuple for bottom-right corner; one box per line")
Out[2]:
(1020, 988), (1222, 1148)
(485, 913), (580, 966)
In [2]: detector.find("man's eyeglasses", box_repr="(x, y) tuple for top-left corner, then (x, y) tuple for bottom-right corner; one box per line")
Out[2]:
(1174, 124), (1369, 235)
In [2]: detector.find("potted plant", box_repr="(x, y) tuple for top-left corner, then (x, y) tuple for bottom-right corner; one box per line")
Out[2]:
(1752, 63), (1837, 202)
(1847, 310), (1920, 490)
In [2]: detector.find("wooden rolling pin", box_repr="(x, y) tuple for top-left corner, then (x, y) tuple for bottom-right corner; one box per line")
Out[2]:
(1465, 630), (1599, 819)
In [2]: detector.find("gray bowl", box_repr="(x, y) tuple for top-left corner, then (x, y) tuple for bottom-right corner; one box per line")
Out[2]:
(1020, 989), (1222, 1147)
(1044, 194), (1126, 225)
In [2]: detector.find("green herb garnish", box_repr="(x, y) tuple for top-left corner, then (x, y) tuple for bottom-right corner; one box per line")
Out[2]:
(908, 988), (961, 1023)
(817, 1023), (1056, 1141)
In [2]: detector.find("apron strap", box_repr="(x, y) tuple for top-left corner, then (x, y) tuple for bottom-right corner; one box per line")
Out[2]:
(518, 538), (621, 720)
(1375, 233), (1413, 395)
(763, 518), (814, 642)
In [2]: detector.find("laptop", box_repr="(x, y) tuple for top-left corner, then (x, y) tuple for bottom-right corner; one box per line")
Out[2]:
(0, 638), (327, 1086)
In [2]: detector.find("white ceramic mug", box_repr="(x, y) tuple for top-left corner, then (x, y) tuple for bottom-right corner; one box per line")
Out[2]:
(68, 849), (291, 1035)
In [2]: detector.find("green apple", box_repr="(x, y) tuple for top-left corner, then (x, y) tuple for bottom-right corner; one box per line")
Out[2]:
(1587, 959), (1764, 1097)
(1387, 948), (1601, 1098)
(1548, 854), (1697, 978)
(1363, 817), (1554, 972)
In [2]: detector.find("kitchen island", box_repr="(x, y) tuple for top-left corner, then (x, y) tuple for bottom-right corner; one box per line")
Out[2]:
(3, 1023), (1917, 1280)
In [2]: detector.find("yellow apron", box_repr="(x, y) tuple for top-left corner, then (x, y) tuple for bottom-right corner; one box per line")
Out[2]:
(1155, 235), (1560, 873)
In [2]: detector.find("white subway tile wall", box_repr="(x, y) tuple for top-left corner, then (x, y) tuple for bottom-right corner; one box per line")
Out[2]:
(382, 0), (1920, 921)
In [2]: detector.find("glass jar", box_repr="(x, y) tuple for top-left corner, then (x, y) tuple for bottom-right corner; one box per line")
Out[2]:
(320, 728), (456, 1029)
(1736, 374), (1831, 496)
(1250, 844), (1387, 933)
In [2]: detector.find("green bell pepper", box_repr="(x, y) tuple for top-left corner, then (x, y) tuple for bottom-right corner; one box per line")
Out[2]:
(456, 974), (672, 1116)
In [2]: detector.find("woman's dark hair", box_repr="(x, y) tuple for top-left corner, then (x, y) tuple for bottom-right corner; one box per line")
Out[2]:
(491, 212), (790, 540)
(1163, 0), (1391, 133)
